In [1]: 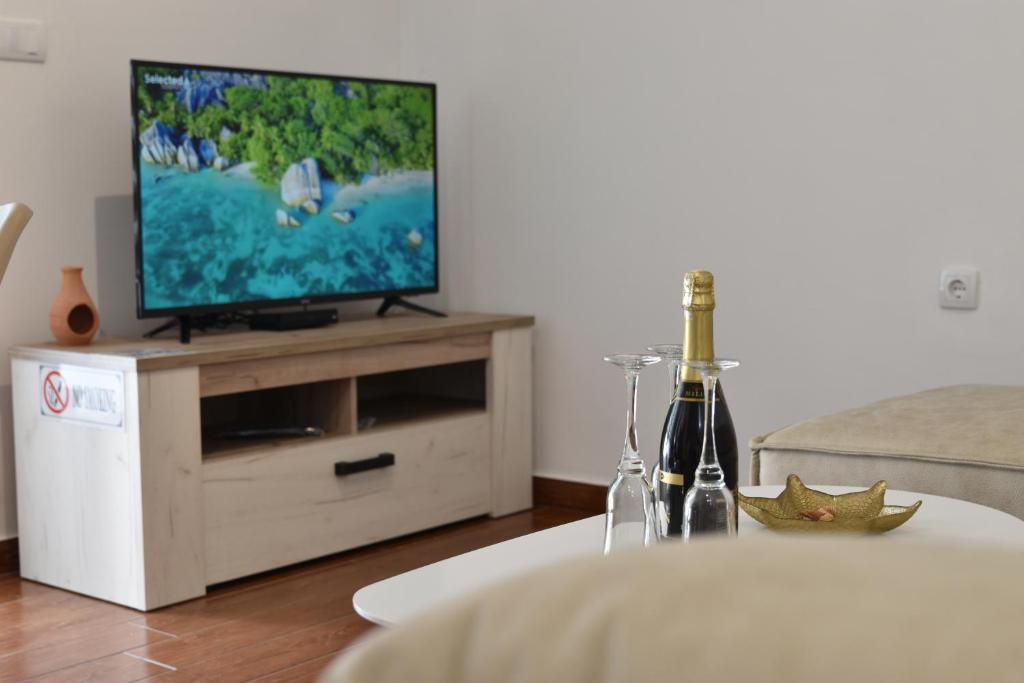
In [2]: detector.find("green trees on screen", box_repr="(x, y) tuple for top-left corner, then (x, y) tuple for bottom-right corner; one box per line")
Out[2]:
(137, 73), (434, 185)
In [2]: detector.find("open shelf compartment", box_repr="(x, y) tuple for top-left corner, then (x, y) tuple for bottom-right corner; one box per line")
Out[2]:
(357, 360), (487, 431)
(200, 359), (488, 457)
(201, 378), (357, 457)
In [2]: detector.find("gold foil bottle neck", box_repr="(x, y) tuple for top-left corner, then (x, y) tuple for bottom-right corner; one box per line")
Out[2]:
(682, 270), (715, 311)
(681, 270), (715, 381)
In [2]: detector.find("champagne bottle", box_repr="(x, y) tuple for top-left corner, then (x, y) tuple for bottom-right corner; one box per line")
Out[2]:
(656, 271), (738, 537)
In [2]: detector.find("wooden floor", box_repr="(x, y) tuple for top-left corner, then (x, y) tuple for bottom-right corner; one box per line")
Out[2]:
(0, 506), (589, 682)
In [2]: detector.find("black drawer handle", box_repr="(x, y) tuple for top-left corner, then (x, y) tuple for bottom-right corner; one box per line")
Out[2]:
(334, 453), (395, 477)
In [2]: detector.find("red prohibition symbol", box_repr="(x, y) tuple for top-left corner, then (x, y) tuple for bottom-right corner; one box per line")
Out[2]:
(43, 370), (69, 414)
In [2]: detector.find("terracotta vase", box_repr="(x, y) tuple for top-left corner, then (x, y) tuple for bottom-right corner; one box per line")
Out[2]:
(50, 266), (99, 346)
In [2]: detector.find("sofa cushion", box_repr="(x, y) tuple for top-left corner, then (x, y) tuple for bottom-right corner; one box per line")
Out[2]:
(751, 385), (1024, 470)
(323, 539), (1024, 683)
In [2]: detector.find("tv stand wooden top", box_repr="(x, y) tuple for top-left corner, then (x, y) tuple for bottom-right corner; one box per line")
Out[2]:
(11, 312), (534, 371)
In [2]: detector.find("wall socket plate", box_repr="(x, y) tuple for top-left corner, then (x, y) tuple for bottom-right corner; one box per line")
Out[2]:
(939, 267), (979, 310)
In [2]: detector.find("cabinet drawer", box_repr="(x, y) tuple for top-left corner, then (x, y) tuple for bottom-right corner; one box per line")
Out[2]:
(203, 412), (491, 584)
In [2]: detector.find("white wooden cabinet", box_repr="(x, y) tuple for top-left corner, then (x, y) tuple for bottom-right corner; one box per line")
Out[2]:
(11, 313), (533, 610)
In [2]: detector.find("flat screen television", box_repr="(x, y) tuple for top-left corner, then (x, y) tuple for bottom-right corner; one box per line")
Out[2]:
(130, 60), (438, 322)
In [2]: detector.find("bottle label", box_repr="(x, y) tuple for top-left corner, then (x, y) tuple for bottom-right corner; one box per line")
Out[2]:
(672, 384), (719, 404)
(659, 470), (685, 486)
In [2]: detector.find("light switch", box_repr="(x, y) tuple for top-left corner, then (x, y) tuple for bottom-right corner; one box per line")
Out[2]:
(0, 18), (46, 63)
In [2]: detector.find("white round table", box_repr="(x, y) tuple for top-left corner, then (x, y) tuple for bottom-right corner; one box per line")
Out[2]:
(354, 485), (1024, 626)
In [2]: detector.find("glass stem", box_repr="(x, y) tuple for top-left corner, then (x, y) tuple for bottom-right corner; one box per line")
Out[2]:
(698, 372), (721, 475)
(621, 370), (640, 469)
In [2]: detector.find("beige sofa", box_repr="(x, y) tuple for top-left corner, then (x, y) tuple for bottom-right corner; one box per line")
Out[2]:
(323, 538), (1024, 682)
(752, 385), (1024, 520)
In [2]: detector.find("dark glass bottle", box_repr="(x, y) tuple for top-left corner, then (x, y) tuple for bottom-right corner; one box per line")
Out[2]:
(655, 271), (739, 538)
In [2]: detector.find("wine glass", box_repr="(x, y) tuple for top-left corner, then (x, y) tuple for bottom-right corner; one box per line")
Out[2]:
(646, 344), (684, 538)
(646, 344), (684, 402)
(681, 358), (740, 540)
(602, 353), (660, 554)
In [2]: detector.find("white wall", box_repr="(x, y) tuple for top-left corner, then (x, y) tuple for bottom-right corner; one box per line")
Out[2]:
(403, 0), (1024, 485)
(0, 0), (406, 540)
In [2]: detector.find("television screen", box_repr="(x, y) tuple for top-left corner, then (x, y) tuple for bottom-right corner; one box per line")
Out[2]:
(131, 60), (438, 316)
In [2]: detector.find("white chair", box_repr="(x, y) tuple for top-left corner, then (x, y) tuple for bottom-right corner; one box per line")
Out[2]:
(0, 202), (32, 285)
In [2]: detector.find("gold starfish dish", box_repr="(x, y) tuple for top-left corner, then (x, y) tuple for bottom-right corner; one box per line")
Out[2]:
(738, 474), (922, 533)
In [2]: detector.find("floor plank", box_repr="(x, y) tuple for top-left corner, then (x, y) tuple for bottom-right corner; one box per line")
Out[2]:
(128, 582), (366, 670)
(149, 614), (374, 683)
(0, 576), (92, 609)
(0, 621), (171, 682)
(27, 653), (167, 683)
(0, 506), (588, 682)
(248, 653), (339, 683)
(0, 599), (139, 660)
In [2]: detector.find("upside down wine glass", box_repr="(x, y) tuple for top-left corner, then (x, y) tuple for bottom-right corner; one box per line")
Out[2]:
(682, 359), (740, 540)
(602, 353), (660, 554)
(646, 344), (684, 538)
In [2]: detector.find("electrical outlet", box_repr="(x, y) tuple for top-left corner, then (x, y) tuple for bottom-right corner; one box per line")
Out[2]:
(939, 267), (979, 310)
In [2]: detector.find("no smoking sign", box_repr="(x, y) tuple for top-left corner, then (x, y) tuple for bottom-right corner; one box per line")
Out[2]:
(39, 364), (125, 429)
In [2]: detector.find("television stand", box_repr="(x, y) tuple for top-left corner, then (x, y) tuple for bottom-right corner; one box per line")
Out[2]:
(377, 296), (447, 318)
(11, 312), (534, 610)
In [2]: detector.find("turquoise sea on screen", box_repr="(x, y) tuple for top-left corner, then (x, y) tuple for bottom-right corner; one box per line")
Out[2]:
(139, 163), (436, 310)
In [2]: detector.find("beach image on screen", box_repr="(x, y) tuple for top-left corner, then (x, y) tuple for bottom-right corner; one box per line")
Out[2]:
(134, 64), (436, 311)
